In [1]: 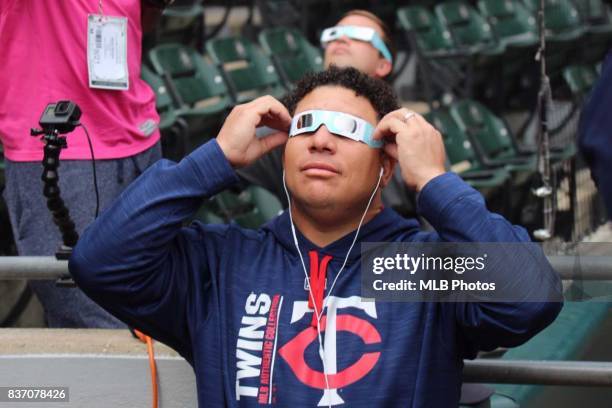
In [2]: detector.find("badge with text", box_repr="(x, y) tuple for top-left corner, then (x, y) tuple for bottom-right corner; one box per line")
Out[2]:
(87, 14), (129, 90)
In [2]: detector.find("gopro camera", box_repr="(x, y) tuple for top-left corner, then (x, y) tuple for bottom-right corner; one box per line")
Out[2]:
(38, 101), (82, 134)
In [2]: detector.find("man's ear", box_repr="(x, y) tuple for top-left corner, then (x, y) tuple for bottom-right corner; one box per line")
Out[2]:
(375, 58), (393, 78)
(379, 152), (397, 188)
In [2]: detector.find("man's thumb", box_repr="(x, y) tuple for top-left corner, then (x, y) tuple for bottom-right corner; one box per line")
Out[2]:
(260, 131), (288, 154)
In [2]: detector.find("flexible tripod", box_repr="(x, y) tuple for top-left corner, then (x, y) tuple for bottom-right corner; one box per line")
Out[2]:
(31, 101), (83, 285)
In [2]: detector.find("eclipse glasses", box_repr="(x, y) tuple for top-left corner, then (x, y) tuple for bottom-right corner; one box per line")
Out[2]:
(320, 25), (393, 63)
(289, 109), (382, 148)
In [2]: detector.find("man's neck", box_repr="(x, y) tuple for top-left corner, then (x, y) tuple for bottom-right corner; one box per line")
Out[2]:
(290, 198), (384, 248)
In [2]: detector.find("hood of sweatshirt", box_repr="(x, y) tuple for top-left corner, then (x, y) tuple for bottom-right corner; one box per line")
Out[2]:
(262, 206), (422, 262)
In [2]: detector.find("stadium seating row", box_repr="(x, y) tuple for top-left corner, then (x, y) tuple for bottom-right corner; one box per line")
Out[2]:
(138, 37), (600, 231)
(140, 30), (324, 226)
(397, 0), (611, 106)
(142, 29), (323, 156)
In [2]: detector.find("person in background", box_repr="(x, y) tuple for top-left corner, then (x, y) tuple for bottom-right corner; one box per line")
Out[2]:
(238, 10), (416, 217)
(0, 0), (173, 328)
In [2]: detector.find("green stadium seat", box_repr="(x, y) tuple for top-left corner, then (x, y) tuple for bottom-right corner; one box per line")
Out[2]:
(435, 1), (505, 57)
(214, 189), (254, 216)
(493, 294), (612, 405)
(478, 0), (539, 96)
(476, 0), (540, 106)
(248, 185), (283, 220)
(410, 0), (442, 7)
(196, 189), (264, 229)
(148, 43), (232, 150)
(397, 6), (457, 58)
(563, 64), (599, 97)
(141, 64), (189, 161)
(140, 65), (186, 132)
(193, 205), (225, 225)
(397, 6), (470, 102)
(540, 0), (584, 40)
(149, 1), (205, 51)
(522, 0), (585, 76)
(162, 1), (204, 18)
(572, 0), (612, 63)
(425, 109), (511, 192)
(206, 36), (286, 103)
(522, 0), (584, 40)
(233, 210), (269, 229)
(258, 27), (324, 87)
(460, 393), (519, 408)
(141, 65), (179, 131)
(447, 100), (550, 226)
(573, 0), (612, 31)
(558, 65), (599, 153)
(478, 0), (538, 49)
(451, 97), (577, 231)
(449, 100), (537, 176)
(434, 2), (514, 104)
(196, 185), (283, 229)
(450, 100), (576, 192)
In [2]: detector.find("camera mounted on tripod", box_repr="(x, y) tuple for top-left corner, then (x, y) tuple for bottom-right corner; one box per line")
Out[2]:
(30, 101), (84, 286)
(31, 100), (82, 140)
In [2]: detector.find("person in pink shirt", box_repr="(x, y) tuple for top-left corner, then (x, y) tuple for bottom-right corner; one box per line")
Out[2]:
(0, 0), (171, 327)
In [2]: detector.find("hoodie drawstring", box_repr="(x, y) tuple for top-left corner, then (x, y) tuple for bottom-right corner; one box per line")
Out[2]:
(308, 251), (332, 328)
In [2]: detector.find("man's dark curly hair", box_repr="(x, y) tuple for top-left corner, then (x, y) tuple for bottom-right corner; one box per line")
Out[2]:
(282, 66), (399, 120)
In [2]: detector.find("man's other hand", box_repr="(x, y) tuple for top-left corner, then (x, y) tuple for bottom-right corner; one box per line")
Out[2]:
(217, 96), (291, 168)
(373, 109), (446, 191)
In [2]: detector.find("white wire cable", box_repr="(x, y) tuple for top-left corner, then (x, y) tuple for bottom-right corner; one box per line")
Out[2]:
(282, 167), (383, 407)
(282, 170), (332, 406)
(317, 167), (383, 325)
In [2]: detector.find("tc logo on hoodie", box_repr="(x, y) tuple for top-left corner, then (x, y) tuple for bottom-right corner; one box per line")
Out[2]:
(279, 296), (380, 406)
(234, 292), (380, 406)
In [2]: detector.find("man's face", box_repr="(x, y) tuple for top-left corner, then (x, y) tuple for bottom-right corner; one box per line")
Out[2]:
(283, 86), (383, 212)
(323, 14), (392, 78)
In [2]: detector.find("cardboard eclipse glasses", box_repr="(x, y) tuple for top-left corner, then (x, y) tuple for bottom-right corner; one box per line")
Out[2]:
(289, 109), (382, 148)
(320, 25), (393, 63)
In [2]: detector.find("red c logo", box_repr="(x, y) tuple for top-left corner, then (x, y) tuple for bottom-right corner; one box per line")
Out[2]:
(278, 315), (381, 389)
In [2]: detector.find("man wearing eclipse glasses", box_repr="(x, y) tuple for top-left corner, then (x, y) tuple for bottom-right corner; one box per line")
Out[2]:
(238, 10), (416, 216)
(320, 11), (394, 79)
(70, 67), (561, 407)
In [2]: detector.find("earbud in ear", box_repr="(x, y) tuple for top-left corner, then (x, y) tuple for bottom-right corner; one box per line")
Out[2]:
(379, 167), (384, 177)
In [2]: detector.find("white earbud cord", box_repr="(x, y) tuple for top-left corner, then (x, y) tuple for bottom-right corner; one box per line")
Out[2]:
(318, 168), (383, 325)
(282, 167), (383, 408)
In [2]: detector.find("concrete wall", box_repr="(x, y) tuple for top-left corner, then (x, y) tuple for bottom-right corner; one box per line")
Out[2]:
(0, 329), (197, 407)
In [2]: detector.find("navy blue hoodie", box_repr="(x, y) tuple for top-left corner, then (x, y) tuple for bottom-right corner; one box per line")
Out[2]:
(70, 140), (562, 407)
(579, 50), (612, 219)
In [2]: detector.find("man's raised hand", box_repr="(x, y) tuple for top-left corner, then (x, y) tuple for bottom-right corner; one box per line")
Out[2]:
(216, 96), (291, 168)
(373, 109), (446, 191)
